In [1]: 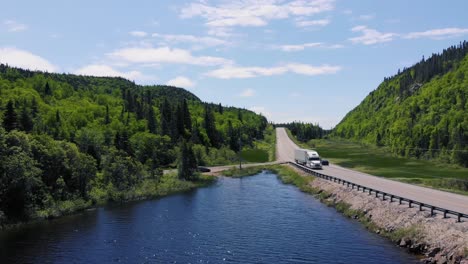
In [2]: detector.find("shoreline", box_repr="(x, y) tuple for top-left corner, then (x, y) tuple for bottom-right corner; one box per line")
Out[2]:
(0, 174), (217, 231)
(277, 164), (468, 264)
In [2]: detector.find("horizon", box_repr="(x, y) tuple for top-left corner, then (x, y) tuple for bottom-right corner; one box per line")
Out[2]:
(2, 0), (468, 129)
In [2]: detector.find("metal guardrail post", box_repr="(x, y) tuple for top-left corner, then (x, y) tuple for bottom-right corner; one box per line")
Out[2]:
(430, 207), (435, 216)
(409, 200), (412, 208)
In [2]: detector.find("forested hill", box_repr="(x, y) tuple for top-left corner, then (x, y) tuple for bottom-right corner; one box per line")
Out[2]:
(333, 41), (468, 167)
(0, 64), (267, 222)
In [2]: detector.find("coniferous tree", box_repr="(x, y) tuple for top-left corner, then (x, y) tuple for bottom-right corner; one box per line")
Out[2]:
(178, 140), (198, 181)
(3, 100), (18, 132)
(105, 105), (110, 125)
(182, 99), (192, 134)
(176, 104), (185, 138)
(44, 82), (52, 96)
(3, 100), (18, 131)
(20, 107), (33, 132)
(160, 98), (172, 136)
(31, 97), (39, 118)
(204, 105), (219, 147)
(227, 120), (239, 152)
(55, 110), (61, 124)
(147, 105), (157, 134)
(237, 109), (243, 123)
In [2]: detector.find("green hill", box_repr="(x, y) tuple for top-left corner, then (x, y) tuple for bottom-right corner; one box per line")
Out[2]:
(333, 41), (468, 167)
(0, 64), (268, 223)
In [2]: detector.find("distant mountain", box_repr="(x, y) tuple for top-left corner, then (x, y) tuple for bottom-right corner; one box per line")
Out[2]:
(333, 41), (468, 167)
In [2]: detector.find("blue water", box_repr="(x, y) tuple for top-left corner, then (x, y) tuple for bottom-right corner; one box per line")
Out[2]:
(0, 171), (419, 263)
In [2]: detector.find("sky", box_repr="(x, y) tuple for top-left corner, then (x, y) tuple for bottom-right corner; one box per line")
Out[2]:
(1, 0), (468, 129)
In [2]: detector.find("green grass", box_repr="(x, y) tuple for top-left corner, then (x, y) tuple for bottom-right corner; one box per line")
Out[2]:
(253, 125), (276, 161)
(222, 167), (265, 178)
(304, 139), (468, 195)
(241, 149), (269, 163)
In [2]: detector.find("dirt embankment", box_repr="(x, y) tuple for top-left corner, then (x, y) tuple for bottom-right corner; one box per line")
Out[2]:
(289, 165), (468, 264)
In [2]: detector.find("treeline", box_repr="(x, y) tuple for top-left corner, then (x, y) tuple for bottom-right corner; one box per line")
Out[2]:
(0, 64), (268, 223)
(386, 41), (468, 101)
(276, 122), (329, 142)
(333, 41), (468, 167)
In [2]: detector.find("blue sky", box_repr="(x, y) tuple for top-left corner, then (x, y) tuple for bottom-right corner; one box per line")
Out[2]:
(1, 0), (468, 128)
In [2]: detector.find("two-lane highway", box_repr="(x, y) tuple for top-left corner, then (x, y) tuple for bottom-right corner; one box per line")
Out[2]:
(276, 127), (468, 215)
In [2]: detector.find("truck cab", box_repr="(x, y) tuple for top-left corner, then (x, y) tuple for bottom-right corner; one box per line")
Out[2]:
(307, 151), (322, 169)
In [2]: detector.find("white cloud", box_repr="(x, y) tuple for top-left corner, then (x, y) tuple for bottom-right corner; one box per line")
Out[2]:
(166, 76), (195, 88)
(240, 88), (255, 97)
(4, 20), (27, 32)
(108, 46), (232, 66)
(276, 42), (343, 52)
(249, 106), (271, 119)
(295, 19), (330, 27)
(278, 42), (322, 51)
(180, 0), (335, 29)
(349, 26), (397, 45)
(287, 63), (341, 75)
(205, 63), (341, 79)
(74, 64), (150, 82)
(404, 28), (468, 39)
(0, 47), (57, 72)
(129, 31), (148, 37)
(152, 33), (228, 48)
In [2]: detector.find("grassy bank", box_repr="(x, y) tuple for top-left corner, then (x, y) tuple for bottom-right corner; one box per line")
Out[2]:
(222, 167), (265, 178)
(271, 164), (432, 255)
(3, 173), (216, 229)
(286, 129), (468, 195)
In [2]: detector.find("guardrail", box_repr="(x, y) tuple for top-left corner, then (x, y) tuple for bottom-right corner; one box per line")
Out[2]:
(287, 162), (468, 222)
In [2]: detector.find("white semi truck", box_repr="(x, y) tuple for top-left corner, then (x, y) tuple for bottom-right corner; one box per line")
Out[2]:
(294, 149), (322, 169)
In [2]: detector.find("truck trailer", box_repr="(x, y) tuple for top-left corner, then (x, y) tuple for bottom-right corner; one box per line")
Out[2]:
(294, 149), (322, 169)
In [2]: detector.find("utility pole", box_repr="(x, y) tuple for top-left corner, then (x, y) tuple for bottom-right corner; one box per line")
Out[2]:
(238, 127), (242, 170)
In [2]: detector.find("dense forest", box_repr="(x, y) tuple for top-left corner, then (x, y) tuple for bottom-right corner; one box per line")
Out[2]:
(275, 122), (329, 142)
(0, 64), (268, 223)
(333, 41), (468, 167)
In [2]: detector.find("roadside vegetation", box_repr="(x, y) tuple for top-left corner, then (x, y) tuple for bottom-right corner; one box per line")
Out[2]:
(295, 135), (468, 194)
(253, 125), (276, 161)
(222, 167), (265, 178)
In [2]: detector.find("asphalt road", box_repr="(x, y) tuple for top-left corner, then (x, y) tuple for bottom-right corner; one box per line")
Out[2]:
(275, 127), (468, 215)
